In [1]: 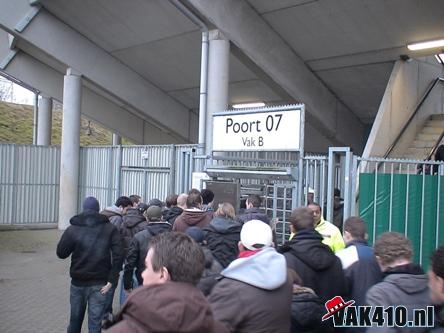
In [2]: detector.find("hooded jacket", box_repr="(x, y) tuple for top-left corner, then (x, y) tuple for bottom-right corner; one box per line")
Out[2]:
(161, 206), (183, 226)
(120, 208), (149, 256)
(208, 247), (292, 333)
(281, 229), (347, 303)
(366, 264), (430, 333)
(56, 210), (123, 287)
(236, 207), (270, 225)
(101, 205), (123, 227)
(123, 222), (172, 289)
(204, 216), (242, 268)
(172, 208), (211, 233)
(104, 282), (228, 333)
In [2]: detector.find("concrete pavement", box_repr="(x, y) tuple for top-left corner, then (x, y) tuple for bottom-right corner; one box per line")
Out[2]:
(0, 229), (119, 333)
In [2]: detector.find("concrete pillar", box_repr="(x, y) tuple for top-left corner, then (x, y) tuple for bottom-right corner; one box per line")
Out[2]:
(36, 96), (53, 146)
(112, 133), (121, 145)
(58, 68), (82, 230)
(32, 93), (38, 145)
(205, 30), (230, 156)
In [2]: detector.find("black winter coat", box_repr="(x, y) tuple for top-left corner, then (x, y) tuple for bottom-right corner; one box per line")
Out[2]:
(236, 207), (270, 225)
(280, 229), (347, 303)
(197, 245), (224, 296)
(120, 208), (149, 256)
(203, 217), (242, 268)
(291, 287), (328, 333)
(161, 206), (183, 226)
(56, 210), (123, 287)
(123, 222), (172, 289)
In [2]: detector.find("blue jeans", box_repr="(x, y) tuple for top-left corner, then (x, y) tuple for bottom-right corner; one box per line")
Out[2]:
(68, 284), (108, 333)
(119, 272), (139, 305)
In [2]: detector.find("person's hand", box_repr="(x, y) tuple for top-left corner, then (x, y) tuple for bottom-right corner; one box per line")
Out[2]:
(100, 282), (112, 294)
(124, 289), (132, 296)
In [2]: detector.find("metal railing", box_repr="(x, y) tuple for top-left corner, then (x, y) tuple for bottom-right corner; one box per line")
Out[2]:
(383, 77), (444, 159)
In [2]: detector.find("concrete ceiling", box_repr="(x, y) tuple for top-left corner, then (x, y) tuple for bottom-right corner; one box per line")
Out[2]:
(246, 0), (444, 123)
(10, 0), (444, 129)
(40, 0), (281, 114)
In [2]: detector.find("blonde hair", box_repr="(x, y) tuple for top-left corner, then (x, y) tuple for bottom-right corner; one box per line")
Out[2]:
(215, 202), (235, 219)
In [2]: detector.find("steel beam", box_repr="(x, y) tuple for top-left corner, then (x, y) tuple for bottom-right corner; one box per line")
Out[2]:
(0, 0), (192, 141)
(187, 0), (364, 151)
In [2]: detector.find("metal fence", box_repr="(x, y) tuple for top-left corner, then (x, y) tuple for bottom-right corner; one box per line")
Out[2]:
(79, 144), (198, 210)
(0, 144), (198, 225)
(2, 140), (443, 263)
(355, 157), (444, 267)
(0, 144), (60, 224)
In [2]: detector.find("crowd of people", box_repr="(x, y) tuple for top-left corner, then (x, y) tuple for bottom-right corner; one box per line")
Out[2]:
(56, 190), (444, 333)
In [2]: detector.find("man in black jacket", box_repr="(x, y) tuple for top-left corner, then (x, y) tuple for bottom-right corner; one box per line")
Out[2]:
(236, 194), (270, 225)
(57, 196), (123, 333)
(280, 207), (347, 303)
(123, 206), (172, 293)
(161, 193), (184, 226)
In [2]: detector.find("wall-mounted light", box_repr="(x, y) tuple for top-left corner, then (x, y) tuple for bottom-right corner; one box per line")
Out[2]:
(435, 54), (444, 65)
(232, 102), (266, 109)
(407, 38), (444, 51)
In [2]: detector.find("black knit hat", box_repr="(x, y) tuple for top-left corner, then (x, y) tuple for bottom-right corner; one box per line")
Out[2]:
(83, 196), (100, 212)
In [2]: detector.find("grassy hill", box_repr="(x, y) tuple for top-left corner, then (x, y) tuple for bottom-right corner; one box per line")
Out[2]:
(0, 101), (132, 146)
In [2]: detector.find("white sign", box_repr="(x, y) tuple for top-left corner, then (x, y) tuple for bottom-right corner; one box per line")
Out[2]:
(141, 149), (149, 160)
(192, 172), (210, 190)
(213, 108), (301, 151)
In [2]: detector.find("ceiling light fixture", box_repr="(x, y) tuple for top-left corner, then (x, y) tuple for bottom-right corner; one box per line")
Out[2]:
(435, 54), (444, 65)
(407, 38), (444, 51)
(232, 102), (266, 109)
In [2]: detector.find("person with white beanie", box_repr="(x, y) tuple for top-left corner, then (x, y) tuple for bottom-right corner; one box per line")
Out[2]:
(208, 219), (292, 333)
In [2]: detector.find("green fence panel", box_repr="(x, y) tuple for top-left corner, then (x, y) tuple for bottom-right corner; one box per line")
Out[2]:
(359, 173), (376, 243)
(375, 174), (390, 238)
(421, 176), (438, 267)
(391, 174), (407, 234)
(359, 173), (444, 270)
(406, 176), (422, 264)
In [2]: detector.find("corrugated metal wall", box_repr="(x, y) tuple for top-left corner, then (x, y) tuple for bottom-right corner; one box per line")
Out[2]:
(0, 144), (60, 224)
(1, 144), (199, 224)
(79, 145), (198, 209)
(0, 143), (327, 225)
(78, 146), (120, 211)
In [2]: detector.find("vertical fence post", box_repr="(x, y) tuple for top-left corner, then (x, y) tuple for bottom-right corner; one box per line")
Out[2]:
(116, 145), (123, 198)
(297, 153), (304, 206)
(343, 150), (353, 222)
(350, 155), (358, 217)
(169, 145), (176, 195)
(327, 148), (335, 223)
(107, 147), (114, 205)
(11, 145), (18, 225)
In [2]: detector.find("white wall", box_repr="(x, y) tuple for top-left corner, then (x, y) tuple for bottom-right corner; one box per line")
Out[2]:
(363, 58), (444, 158)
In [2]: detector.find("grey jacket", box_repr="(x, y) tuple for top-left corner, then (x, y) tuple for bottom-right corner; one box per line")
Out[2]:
(208, 247), (292, 333)
(366, 266), (430, 333)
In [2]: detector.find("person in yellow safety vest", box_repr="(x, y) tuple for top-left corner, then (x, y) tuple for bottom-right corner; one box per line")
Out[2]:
(308, 203), (345, 253)
(289, 203), (345, 253)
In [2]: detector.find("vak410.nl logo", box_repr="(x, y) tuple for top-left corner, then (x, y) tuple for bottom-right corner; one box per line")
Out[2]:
(322, 296), (434, 328)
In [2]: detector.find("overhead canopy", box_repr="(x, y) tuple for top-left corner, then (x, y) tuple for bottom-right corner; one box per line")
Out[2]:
(0, 0), (443, 151)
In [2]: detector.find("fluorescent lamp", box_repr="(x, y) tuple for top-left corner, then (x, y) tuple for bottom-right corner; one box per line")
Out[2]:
(407, 38), (444, 51)
(435, 54), (444, 65)
(232, 102), (266, 109)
